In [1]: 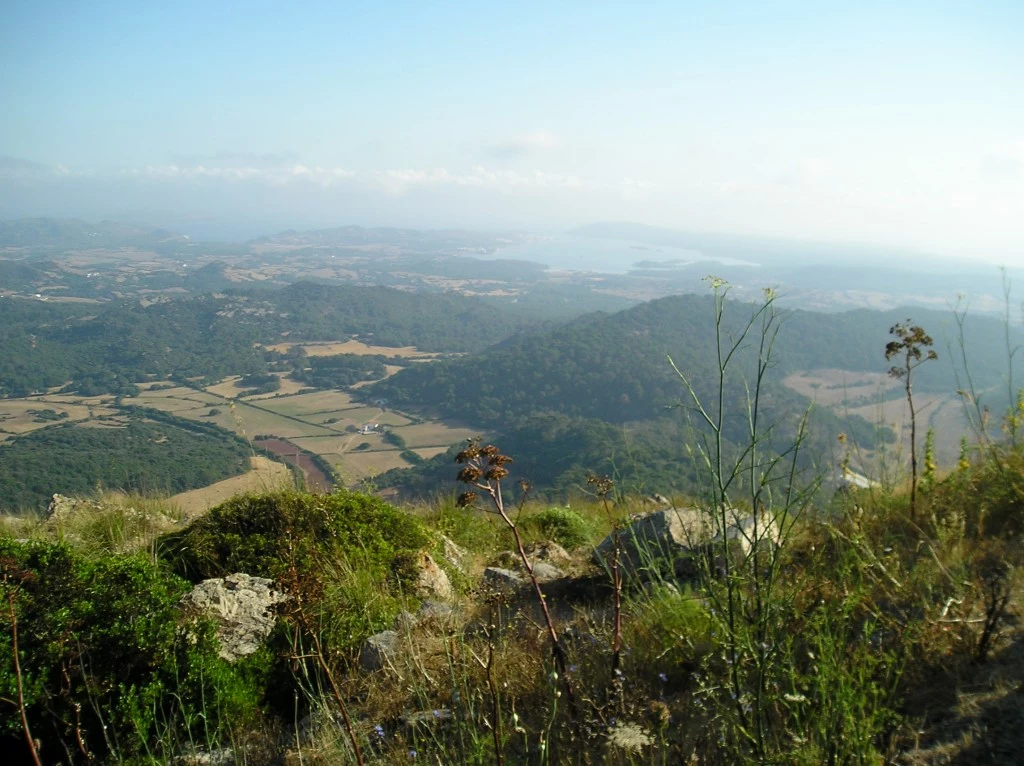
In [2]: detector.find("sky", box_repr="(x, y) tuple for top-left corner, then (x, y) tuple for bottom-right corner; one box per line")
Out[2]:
(1, 0), (1023, 260)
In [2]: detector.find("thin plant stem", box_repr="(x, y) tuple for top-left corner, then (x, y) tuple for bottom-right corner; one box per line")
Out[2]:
(6, 581), (42, 766)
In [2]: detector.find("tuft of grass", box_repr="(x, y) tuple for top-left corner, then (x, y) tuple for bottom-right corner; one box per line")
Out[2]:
(521, 506), (595, 550)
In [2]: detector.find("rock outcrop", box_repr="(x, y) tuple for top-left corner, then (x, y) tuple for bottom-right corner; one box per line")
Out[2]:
(593, 507), (781, 579)
(180, 573), (288, 662)
(413, 552), (453, 600)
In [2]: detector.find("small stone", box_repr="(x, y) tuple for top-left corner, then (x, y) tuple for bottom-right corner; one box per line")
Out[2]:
(400, 708), (454, 729)
(483, 567), (524, 590)
(523, 540), (571, 565)
(393, 610), (419, 632)
(440, 535), (469, 572)
(418, 599), (455, 622)
(414, 553), (452, 601)
(360, 630), (399, 671)
(530, 561), (564, 583)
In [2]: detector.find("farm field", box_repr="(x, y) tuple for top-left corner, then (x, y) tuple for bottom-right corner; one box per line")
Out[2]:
(258, 390), (356, 416)
(303, 409), (366, 425)
(782, 369), (899, 406)
(349, 364), (406, 389)
(169, 456), (293, 517)
(784, 369), (970, 470)
(393, 421), (482, 448)
(2, 366), (484, 501)
(245, 373), (309, 399)
(333, 450), (412, 482)
(204, 376), (245, 398)
(264, 339), (441, 359)
(414, 446), (450, 460)
(0, 397), (118, 436)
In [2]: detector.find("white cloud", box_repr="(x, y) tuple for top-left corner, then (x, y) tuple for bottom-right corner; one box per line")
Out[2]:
(981, 138), (1024, 180)
(370, 166), (581, 194)
(484, 130), (561, 157)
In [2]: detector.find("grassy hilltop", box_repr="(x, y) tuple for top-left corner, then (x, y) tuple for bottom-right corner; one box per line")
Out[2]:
(2, 288), (1023, 765)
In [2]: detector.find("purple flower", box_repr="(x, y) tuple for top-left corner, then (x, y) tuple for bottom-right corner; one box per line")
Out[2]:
(658, 672), (668, 683)
(374, 724), (385, 739)
(409, 750), (417, 759)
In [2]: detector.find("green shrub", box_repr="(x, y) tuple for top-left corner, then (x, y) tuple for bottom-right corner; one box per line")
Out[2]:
(0, 538), (260, 762)
(400, 448), (424, 465)
(523, 506), (593, 549)
(159, 489), (429, 584)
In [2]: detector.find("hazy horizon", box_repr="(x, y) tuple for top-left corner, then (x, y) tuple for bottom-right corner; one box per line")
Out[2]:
(3, 1), (1023, 263)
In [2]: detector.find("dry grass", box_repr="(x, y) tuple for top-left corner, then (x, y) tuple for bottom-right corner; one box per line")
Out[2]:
(350, 364), (407, 390)
(244, 373), (309, 399)
(169, 456), (294, 518)
(302, 408), (370, 425)
(258, 390), (356, 416)
(394, 422), (483, 448)
(332, 450), (412, 481)
(782, 368), (899, 406)
(263, 339), (439, 359)
(414, 446), (449, 460)
(0, 398), (116, 435)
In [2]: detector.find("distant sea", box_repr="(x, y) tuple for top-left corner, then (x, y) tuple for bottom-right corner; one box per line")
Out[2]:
(489, 234), (759, 274)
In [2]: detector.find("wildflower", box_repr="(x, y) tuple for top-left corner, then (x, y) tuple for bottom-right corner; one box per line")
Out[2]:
(658, 672), (668, 683)
(432, 709), (442, 718)
(569, 664), (578, 673)
(457, 465), (482, 483)
(374, 724), (385, 739)
(408, 750), (417, 759)
(483, 465), (509, 481)
(648, 700), (671, 726)
(607, 721), (653, 754)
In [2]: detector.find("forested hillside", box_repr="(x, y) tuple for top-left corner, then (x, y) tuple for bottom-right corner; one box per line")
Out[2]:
(0, 417), (253, 511)
(368, 294), (1020, 427)
(368, 293), (1022, 497)
(0, 283), (538, 396)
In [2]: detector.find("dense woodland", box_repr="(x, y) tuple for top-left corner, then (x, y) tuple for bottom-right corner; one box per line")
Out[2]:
(0, 283), (537, 397)
(369, 293), (1020, 425)
(0, 417), (253, 512)
(366, 293), (1024, 496)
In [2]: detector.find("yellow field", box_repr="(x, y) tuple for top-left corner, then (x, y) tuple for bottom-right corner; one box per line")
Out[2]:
(847, 393), (967, 465)
(782, 369), (899, 406)
(132, 386), (223, 405)
(204, 376), (245, 398)
(1, 367), (484, 493)
(393, 422), (482, 448)
(0, 398), (113, 435)
(332, 450), (412, 481)
(219, 404), (337, 439)
(259, 390), (355, 415)
(303, 408), (365, 425)
(414, 446), (450, 460)
(122, 390), (338, 440)
(263, 339), (439, 359)
(289, 435), (361, 455)
(244, 373), (309, 400)
(169, 456), (294, 518)
(350, 363), (407, 389)
(371, 410), (412, 426)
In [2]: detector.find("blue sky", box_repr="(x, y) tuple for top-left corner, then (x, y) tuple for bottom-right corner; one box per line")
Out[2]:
(2, 1), (1023, 259)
